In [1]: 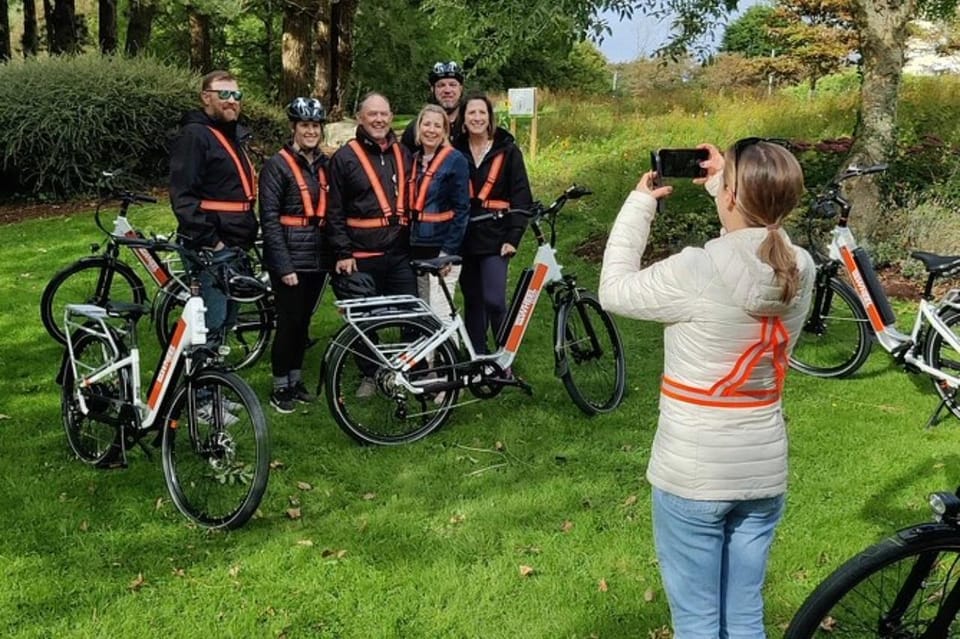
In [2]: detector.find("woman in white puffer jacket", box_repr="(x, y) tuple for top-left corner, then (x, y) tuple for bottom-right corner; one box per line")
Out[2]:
(599, 140), (815, 639)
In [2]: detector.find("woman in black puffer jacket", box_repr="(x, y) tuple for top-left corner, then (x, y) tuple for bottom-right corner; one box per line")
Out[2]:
(258, 97), (332, 414)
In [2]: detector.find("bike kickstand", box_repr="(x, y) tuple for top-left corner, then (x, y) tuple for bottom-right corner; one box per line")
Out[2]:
(926, 399), (949, 429)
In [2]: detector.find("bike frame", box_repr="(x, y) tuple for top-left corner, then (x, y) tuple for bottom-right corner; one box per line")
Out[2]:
(63, 294), (207, 430)
(826, 219), (960, 389)
(109, 213), (179, 289)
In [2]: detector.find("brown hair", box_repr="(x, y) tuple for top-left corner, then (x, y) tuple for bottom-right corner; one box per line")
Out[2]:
(460, 92), (496, 138)
(414, 104), (451, 147)
(201, 70), (237, 91)
(723, 142), (805, 302)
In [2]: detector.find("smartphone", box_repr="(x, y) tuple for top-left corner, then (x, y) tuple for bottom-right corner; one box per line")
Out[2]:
(652, 148), (709, 179)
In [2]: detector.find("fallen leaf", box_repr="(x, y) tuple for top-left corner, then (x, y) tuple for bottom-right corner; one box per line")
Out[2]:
(79, 520), (88, 532)
(0, 414), (10, 420)
(228, 565), (241, 578)
(623, 494), (638, 507)
(598, 578), (609, 592)
(336, 549), (347, 559)
(449, 514), (466, 525)
(296, 481), (313, 491)
(495, 440), (505, 451)
(519, 565), (535, 577)
(362, 492), (376, 500)
(286, 507), (302, 520)
(155, 497), (164, 510)
(819, 616), (837, 631)
(171, 568), (185, 577)
(321, 548), (335, 558)
(288, 496), (301, 507)
(560, 519), (574, 533)
(296, 539), (314, 547)
(643, 588), (655, 602)
(269, 460), (285, 470)
(129, 573), (146, 591)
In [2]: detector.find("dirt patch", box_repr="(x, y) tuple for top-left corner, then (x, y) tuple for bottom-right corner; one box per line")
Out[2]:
(0, 199), (100, 225)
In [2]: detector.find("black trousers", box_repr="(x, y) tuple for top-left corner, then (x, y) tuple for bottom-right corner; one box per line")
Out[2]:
(269, 270), (326, 379)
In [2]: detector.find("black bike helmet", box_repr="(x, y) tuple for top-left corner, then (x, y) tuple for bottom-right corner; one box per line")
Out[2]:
(428, 61), (464, 86)
(286, 97), (326, 123)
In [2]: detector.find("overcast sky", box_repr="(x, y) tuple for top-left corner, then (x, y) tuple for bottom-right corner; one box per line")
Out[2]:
(597, 0), (767, 62)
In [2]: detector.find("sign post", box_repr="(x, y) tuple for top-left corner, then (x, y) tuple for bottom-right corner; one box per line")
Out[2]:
(507, 87), (538, 161)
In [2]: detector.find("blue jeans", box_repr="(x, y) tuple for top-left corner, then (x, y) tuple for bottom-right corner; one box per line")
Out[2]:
(187, 248), (242, 347)
(651, 487), (785, 639)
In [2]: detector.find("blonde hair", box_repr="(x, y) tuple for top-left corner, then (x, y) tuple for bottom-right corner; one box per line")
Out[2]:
(723, 142), (805, 302)
(414, 104), (450, 147)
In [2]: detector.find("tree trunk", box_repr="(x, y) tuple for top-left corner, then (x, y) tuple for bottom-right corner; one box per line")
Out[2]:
(124, 0), (156, 56)
(98, 0), (117, 54)
(187, 6), (212, 72)
(329, 0), (358, 119)
(0, 0), (11, 62)
(22, 0), (40, 56)
(49, 0), (79, 54)
(313, 0), (332, 110)
(42, 0), (56, 52)
(845, 0), (915, 244)
(281, 0), (314, 104)
(262, 0), (276, 100)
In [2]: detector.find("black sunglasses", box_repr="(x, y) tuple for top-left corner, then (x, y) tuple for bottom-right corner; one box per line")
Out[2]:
(204, 89), (243, 101)
(731, 137), (792, 196)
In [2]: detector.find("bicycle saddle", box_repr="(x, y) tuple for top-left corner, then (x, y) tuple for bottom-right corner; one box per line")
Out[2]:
(910, 251), (960, 275)
(410, 255), (462, 275)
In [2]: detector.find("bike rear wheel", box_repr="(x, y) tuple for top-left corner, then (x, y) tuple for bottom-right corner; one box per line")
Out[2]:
(789, 276), (872, 378)
(154, 281), (274, 372)
(161, 370), (270, 529)
(42, 257), (146, 344)
(924, 309), (960, 421)
(60, 328), (127, 466)
(556, 291), (626, 414)
(324, 317), (459, 445)
(785, 525), (960, 638)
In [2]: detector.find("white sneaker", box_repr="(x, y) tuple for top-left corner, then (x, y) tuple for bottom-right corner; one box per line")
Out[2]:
(356, 377), (377, 399)
(196, 402), (240, 427)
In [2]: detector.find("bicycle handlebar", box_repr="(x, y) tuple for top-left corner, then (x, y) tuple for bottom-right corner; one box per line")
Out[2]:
(471, 184), (592, 224)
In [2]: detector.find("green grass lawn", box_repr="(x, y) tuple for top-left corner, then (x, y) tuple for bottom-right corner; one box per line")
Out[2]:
(4, 89), (960, 638)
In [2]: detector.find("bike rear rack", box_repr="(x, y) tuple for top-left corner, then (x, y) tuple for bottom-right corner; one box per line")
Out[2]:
(335, 294), (435, 326)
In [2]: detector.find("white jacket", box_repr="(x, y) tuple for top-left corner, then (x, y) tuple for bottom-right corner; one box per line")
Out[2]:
(599, 190), (815, 500)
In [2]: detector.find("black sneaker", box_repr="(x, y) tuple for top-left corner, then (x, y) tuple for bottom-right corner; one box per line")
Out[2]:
(290, 381), (315, 404)
(270, 387), (296, 414)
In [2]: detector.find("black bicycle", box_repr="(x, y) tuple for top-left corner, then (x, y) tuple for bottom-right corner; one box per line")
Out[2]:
(785, 488), (960, 637)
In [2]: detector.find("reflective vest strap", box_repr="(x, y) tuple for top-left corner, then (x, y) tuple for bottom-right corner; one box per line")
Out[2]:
(661, 377), (780, 408)
(470, 152), (506, 202)
(352, 251), (384, 259)
(280, 215), (315, 227)
(198, 200), (251, 213)
(410, 146), (456, 214)
(418, 210), (454, 223)
(710, 317), (774, 395)
(481, 199), (511, 211)
(206, 126), (255, 202)
(347, 140), (406, 220)
(278, 148), (315, 218)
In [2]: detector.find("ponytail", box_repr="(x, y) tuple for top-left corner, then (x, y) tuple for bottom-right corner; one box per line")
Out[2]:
(758, 230), (799, 302)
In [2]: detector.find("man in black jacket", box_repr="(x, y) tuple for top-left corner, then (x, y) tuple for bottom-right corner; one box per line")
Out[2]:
(169, 70), (258, 346)
(400, 61), (465, 152)
(327, 92), (415, 396)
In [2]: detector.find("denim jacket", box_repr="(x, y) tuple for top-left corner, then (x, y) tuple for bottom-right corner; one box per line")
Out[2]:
(409, 146), (470, 256)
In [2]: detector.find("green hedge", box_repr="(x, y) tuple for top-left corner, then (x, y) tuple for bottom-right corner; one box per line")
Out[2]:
(0, 54), (285, 199)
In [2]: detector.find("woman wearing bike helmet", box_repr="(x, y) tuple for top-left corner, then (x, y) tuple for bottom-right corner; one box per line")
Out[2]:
(408, 104), (470, 319)
(454, 92), (532, 357)
(258, 97), (331, 414)
(599, 140), (816, 638)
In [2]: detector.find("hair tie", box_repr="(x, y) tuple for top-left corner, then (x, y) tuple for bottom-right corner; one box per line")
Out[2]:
(766, 223), (780, 231)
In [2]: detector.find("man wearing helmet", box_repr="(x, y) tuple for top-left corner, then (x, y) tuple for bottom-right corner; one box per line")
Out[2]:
(401, 61), (465, 152)
(169, 70), (258, 346)
(258, 97), (331, 413)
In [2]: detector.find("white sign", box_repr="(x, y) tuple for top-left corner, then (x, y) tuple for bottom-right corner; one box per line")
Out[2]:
(508, 87), (537, 117)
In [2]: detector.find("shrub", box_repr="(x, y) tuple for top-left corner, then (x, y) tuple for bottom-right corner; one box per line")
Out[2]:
(0, 54), (286, 200)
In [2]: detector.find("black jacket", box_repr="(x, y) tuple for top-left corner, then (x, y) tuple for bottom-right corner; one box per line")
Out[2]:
(258, 144), (332, 275)
(168, 110), (258, 250)
(455, 128), (533, 256)
(327, 127), (411, 260)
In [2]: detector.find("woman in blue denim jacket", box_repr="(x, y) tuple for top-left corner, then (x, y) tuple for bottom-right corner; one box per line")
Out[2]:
(408, 104), (470, 318)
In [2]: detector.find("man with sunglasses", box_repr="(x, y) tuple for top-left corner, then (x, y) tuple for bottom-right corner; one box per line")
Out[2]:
(169, 69), (258, 346)
(401, 61), (466, 152)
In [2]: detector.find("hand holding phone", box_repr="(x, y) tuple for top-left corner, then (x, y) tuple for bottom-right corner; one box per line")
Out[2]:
(652, 148), (710, 179)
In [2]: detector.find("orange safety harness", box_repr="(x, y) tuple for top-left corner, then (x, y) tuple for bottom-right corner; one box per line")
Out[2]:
(660, 316), (790, 408)
(276, 148), (328, 227)
(198, 126), (257, 213)
(469, 152), (510, 212)
(344, 140), (407, 229)
(408, 146), (456, 224)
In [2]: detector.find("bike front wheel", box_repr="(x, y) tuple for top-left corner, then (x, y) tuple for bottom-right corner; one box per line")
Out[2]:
(924, 309), (960, 421)
(161, 370), (270, 529)
(154, 281), (274, 372)
(556, 291), (626, 414)
(324, 317), (459, 446)
(789, 276), (872, 378)
(785, 524), (960, 638)
(42, 257), (146, 344)
(60, 327), (128, 466)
